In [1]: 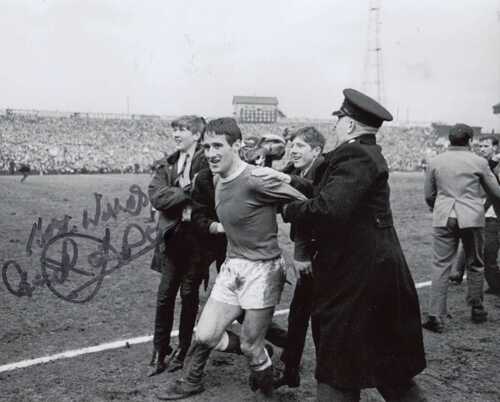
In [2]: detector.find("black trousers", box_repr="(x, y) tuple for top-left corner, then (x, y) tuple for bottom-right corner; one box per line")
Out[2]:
(484, 218), (500, 292)
(153, 223), (205, 357)
(317, 379), (419, 402)
(281, 274), (315, 370)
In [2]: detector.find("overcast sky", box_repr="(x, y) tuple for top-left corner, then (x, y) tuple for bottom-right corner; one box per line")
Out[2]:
(1, 0), (499, 130)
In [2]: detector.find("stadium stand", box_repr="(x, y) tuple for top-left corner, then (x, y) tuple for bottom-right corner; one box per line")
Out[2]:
(0, 110), (443, 174)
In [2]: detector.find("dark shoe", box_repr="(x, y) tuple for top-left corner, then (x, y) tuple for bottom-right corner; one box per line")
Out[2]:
(249, 366), (274, 396)
(166, 349), (186, 373)
(422, 316), (444, 333)
(149, 361), (167, 377)
(378, 379), (428, 402)
(166, 356), (184, 373)
(155, 379), (204, 400)
(471, 305), (488, 323)
(148, 346), (173, 377)
(274, 368), (300, 389)
(484, 288), (500, 295)
(449, 274), (463, 285)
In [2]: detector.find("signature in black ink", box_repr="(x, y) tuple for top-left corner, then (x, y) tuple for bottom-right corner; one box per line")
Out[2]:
(2, 184), (158, 303)
(82, 184), (149, 229)
(3, 223), (157, 303)
(25, 215), (79, 256)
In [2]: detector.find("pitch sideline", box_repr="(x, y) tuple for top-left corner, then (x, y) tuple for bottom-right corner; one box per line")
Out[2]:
(0, 280), (432, 374)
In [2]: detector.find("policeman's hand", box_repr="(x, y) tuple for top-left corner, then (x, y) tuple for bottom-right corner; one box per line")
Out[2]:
(251, 167), (291, 184)
(294, 259), (313, 278)
(209, 222), (225, 234)
(182, 205), (192, 222)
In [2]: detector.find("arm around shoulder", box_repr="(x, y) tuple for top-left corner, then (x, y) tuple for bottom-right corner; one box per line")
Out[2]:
(283, 144), (377, 226)
(250, 174), (307, 204)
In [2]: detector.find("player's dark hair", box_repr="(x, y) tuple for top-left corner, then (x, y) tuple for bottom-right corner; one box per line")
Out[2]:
(204, 118), (242, 145)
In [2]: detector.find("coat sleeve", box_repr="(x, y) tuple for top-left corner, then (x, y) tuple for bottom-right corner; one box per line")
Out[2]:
(479, 159), (500, 202)
(292, 229), (312, 261)
(283, 144), (377, 227)
(250, 175), (307, 204)
(148, 164), (189, 212)
(191, 169), (218, 236)
(424, 161), (437, 208)
(289, 175), (314, 197)
(281, 163), (315, 197)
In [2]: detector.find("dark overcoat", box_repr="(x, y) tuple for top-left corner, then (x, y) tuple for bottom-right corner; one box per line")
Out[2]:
(283, 134), (426, 389)
(148, 147), (208, 273)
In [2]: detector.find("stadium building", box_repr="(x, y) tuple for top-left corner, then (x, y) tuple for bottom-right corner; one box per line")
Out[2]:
(232, 96), (280, 123)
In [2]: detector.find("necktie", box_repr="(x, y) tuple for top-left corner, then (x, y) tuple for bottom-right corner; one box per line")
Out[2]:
(178, 153), (191, 188)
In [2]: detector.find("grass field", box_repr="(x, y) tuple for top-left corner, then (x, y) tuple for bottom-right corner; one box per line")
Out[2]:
(1, 172), (499, 402)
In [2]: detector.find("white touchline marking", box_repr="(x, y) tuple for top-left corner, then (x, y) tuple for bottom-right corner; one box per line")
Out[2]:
(0, 279), (433, 374)
(416, 280), (432, 289)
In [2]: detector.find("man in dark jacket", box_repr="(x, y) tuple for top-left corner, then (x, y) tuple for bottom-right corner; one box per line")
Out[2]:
(273, 126), (325, 389)
(479, 135), (500, 295)
(277, 89), (426, 401)
(148, 115), (209, 375)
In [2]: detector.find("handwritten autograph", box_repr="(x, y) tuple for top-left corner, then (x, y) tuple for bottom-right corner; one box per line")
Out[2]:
(2, 185), (158, 303)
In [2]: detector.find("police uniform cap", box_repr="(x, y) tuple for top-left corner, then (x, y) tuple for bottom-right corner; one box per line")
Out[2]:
(332, 88), (393, 128)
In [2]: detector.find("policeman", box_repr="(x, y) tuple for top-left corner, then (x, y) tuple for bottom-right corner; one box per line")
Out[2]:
(280, 89), (427, 401)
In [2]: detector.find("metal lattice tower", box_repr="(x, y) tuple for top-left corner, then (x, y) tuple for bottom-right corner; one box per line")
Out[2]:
(362, 0), (385, 105)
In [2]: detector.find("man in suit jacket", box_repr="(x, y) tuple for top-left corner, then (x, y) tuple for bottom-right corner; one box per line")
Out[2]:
(148, 115), (209, 375)
(424, 125), (500, 332)
(273, 89), (426, 401)
(449, 135), (500, 294)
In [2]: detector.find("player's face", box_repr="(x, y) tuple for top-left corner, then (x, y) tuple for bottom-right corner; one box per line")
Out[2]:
(479, 139), (497, 160)
(203, 131), (239, 177)
(173, 126), (199, 153)
(289, 137), (320, 170)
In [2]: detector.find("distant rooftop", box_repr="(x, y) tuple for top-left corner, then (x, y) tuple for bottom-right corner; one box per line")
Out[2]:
(232, 96), (278, 105)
